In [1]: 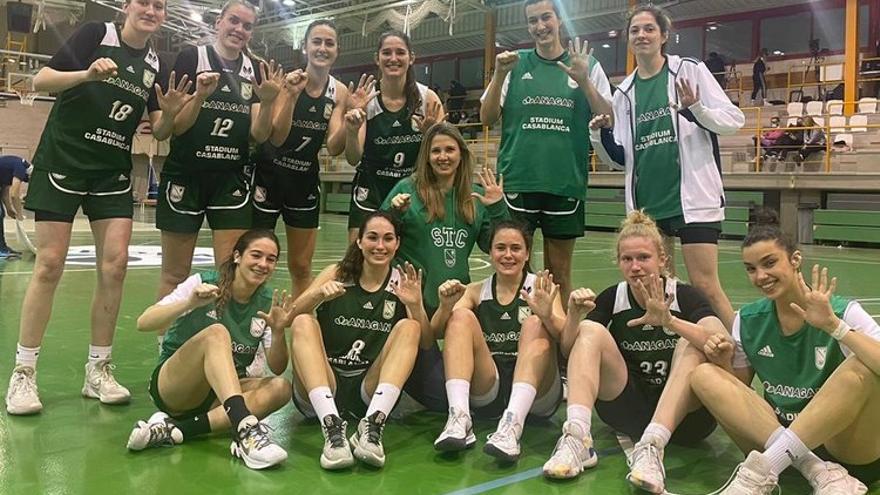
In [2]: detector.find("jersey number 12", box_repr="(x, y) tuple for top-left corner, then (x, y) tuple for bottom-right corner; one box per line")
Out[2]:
(211, 118), (234, 137)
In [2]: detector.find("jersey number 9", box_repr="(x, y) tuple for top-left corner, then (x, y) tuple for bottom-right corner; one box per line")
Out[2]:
(393, 152), (405, 168)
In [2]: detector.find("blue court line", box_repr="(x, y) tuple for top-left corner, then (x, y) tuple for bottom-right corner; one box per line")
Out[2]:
(442, 446), (622, 495)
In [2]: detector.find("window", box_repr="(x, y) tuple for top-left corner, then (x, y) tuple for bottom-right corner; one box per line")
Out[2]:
(667, 26), (703, 59)
(706, 20), (752, 63)
(414, 62), (430, 85)
(761, 12), (811, 55)
(813, 8), (845, 52)
(431, 59), (456, 88)
(459, 56), (483, 88)
(592, 38), (619, 74)
(859, 3), (869, 48)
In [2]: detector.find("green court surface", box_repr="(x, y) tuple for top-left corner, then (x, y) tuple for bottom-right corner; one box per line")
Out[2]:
(1, 213), (879, 494)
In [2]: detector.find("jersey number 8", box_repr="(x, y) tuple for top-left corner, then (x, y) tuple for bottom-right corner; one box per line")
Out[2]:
(108, 100), (134, 122)
(211, 118), (234, 138)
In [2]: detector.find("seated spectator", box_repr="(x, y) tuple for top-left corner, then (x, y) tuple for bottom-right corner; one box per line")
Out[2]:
(796, 116), (826, 163)
(753, 116), (783, 162)
(766, 118), (805, 160)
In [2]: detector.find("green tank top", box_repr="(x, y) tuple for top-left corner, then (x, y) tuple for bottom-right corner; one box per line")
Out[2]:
(498, 49), (595, 201)
(159, 271), (272, 377)
(316, 269), (409, 376)
(475, 273), (536, 365)
(164, 45), (256, 175)
(359, 82), (428, 183)
(33, 23), (160, 174)
(737, 296), (850, 424)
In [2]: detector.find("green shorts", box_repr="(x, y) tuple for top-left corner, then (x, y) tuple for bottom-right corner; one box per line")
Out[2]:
(655, 216), (722, 245)
(503, 192), (584, 239)
(156, 169), (253, 233)
(251, 164), (320, 230)
(25, 168), (133, 220)
(347, 169), (399, 230)
(293, 368), (371, 421)
(148, 359), (217, 419)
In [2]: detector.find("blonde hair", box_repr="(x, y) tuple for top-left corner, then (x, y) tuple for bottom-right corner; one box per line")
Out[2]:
(616, 210), (666, 261)
(412, 122), (476, 224)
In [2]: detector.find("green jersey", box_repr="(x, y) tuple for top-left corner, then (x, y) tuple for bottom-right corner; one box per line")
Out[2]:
(33, 22), (161, 174)
(317, 269), (409, 377)
(164, 45), (258, 175)
(359, 82), (428, 185)
(475, 273), (536, 365)
(634, 63), (682, 220)
(159, 272), (272, 377)
(488, 49), (611, 201)
(588, 278), (715, 393)
(734, 296), (880, 424)
(258, 75), (339, 180)
(380, 177), (510, 312)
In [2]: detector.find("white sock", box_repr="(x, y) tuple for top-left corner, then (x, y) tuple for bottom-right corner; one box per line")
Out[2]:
(566, 404), (592, 435)
(767, 423), (824, 478)
(365, 383), (401, 418)
(641, 422), (672, 449)
(445, 379), (470, 413)
(88, 345), (112, 364)
(307, 386), (339, 422)
(764, 426), (785, 449)
(765, 428), (811, 476)
(504, 382), (537, 426)
(15, 344), (40, 368)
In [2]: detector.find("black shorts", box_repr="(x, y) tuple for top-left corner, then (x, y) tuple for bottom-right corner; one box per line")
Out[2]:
(251, 164), (321, 230)
(503, 192), (585, 240)
(148, 359), (217, 419)
(347, 169), (402, 230)
(595, 372), (716, 444)
(655, 216), (721, 245)
(402, 344), (448, 413)
(472, 357), (563, 421)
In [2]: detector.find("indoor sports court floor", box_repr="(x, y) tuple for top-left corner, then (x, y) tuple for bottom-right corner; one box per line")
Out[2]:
(1, 212), (879, 494)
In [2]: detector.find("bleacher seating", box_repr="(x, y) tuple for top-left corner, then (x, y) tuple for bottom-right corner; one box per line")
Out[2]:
(805, 100), (824, 116)
(858, 97), (878, 114)
(786, 102), (804, 116)
(826, 100), (844, 115)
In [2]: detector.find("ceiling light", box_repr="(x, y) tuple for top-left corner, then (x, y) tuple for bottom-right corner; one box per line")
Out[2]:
(283, 0), (294, 5)
(602, 43), (610, 48)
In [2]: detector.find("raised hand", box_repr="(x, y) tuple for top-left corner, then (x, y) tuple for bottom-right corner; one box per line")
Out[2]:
(703, 333), (734, 369)
(522, 270), (559, 321)
(87, 57), (118, 81)
(790, 264), (840, 333)
(188, 283), (220, 308)
(568, 287), (597, 320)
(394, 262), (424, 308)
(344, 108), (366, 132)
(155, 71), (193, 117)
(494, 51), (520, 77)
(195, 72), (220, 99)
(675, 78), (701, 109)
(589, 114), (612, 130)
(437, 279), (467, 308)
(320, 280), (347, 302)
(283, 69), (308, 96)
(414, 98), (444, 133)
(471, 166), (503, 205)
(256, 289), (297, 331)
(556, 36), (592, 86)
(346, 74), (379, 111)
(389, 193), (412, 212)
(254, 60), (284, 103)
(627, 273), (674, 329)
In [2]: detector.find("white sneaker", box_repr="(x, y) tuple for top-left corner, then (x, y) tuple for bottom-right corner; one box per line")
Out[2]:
(230, 417), (288, 470)
(808, 461), (867, 495)
(6, 365), (42, 415)
(434, 406), (476, 452)
(82, 359), (131, 404)
(710, 451), (779, 495)
(351, 411), (387, 467)
(627, 440), (666, 493)
(127, 412), (183, 451)
(246, 343), (267, 378)
(483, 411), (523, 462)
(320, 414), (355, 470)
(542, 420), (599, 479)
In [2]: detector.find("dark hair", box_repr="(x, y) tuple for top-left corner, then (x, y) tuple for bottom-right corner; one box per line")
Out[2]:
(216, 229), (280, 316)
(302, 19), (337, 50)
(625, 5), (672, 54)
(742, 208), (797, 255)
(336, 211), (402, 284)
(489, 220), (533, 274)
(376, 30), (421, 120)
(523, 0), (561, 17)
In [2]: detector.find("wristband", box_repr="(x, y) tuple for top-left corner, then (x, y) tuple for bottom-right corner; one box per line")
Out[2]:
(830, 319), (851, 341)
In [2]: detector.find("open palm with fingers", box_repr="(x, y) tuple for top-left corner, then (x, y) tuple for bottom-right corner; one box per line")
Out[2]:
(627, 274), (674, 328)
(790, 264), (840, 333)
(257, 289), (297, 331)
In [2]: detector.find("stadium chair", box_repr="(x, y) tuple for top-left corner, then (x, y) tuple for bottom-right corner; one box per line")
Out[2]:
(849, 114), (868, 133)
(805, 100), (824, 116)
(858, 97), (878, 114)
(786, 102), (804, 116)
(829, 115), (846, 133)
(825, 100), (843, 115)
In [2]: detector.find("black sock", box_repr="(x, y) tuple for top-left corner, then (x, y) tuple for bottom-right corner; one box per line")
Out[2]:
(222, 395), (252, 431)
(169, 413), (212, 439)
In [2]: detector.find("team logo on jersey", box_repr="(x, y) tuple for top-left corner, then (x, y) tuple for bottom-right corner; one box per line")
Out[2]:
(241, 82), (253, 100)
(221, 85), (231, 93)
(143, 70), (155, 88)
(500, 312), (511, 320)
(254, 185), (267, 203)
(126, 65), (135, 74)
(567, 76), (579, 89)
(309, 105), (317, 113)
(444, 248), (456, 268)
(356, 186), (369, 202)
(363, 301), (374, 310)
(815, 346), (827, 370)
(206, 309), (218, 320)
(383, 300), (397, 319)
(757, 345), (775, 358)
(521, 72), (533, 80)
(392, 120), (401, 128)
(170, 184), (185, 203)
(324, 103), (333, 119)
(518, 306), (532, 323)
(250, 317), (267, 337)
